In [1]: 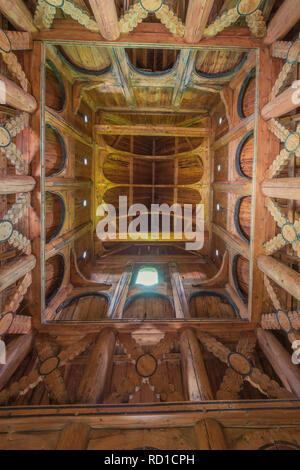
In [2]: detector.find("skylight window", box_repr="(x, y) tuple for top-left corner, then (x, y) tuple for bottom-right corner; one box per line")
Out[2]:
(136, 267), (158, 287)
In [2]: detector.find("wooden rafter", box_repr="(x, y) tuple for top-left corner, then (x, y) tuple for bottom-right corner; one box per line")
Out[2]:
(94, 123), (211, 137)
(184, 0), (214, 43)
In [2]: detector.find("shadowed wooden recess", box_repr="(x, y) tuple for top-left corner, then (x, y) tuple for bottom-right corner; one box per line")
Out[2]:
(0, 0), (300, 451)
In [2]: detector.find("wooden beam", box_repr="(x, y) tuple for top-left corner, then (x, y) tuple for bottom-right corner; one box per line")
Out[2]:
(184, 0), (214, 43)
(169, 262), (190, 319)
(180, 328), (214, 401)
(213, 115), (254, 150)
(108, 48), (135, 107)
(46, 178), (91, 191)
(35, 21), (263, 48)
(94, 124), (211, 137)
(213, 181), (252, 196)
(257, 328), (300, 398)
(4, 31), (32, 50)
(0, 176), (36, 194)
(0, 331), (33, 391)
(262, 85), (299, 121)
(46, 223), (92, 260)
(88, 0), (120, 41)
(194, 419), (227, 450)
(249, 47), (281, 325)
(0, 73), (37, 113)
(264, 0), (300, 46)
(258, 255), (300, 302)
(262, 177), (300, 200)
(97, 106), (210, 115)
(106, 265), (133, 319)
(225, 283), (248, 320)
(77, 328), (117, 404)
(0, 255), (36, 294)
(56, 423), (90, 450)
(212, 223), (250, 260)
(172, 50), (197, 107)
(262, 178), (300, 201)
(0, 0), (37, 33)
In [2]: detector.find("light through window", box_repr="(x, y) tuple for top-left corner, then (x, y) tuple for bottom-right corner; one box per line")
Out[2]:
(136, 267), (158, 287)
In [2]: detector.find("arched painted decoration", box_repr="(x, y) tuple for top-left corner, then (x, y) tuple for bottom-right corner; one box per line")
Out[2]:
(127, 48), (178, 75)
(45, 59), (66, 112)
(195, 53), (247, 79)
(189, 291), (240, 319)
(237, 68), (256, 120)
(140, 0), (164, 13)
(56, 292), (109, 320)
(236, 0), (263, 16)
(234, 196), (251, 243)
(56, 47), (112, 76)
(45, 192), (66, 243)
(123, 292), (174, 319)
(45, 124), (67, 177)
(45, 253), (65, 306)
(232, 254), (249, 304)
(235, 131), (253, 179)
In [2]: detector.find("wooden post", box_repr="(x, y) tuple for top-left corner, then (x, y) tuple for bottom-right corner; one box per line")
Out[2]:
(0, 73), (37, 113)
(0, 331), (33, 391)
(0, 176), (36, 194)
(0, 0), (37, 33)
(77, 328), (116, 404)
(184, 0), (214, 43)
(56, 423), (90, 450)
(88, 0), (120, 40)
(262, 85), (299, 121)
(168, 262), (190, 318)
(180, 328), (213, 401)
(257, 328), (300, 398)
(194, 419), (227, 450)
(107, 264), (132, 319)
(258, 255), (300, 302)
(264, 0), (300, 45)
(262, 177), (300, 200)
(0, 255), (36, 294)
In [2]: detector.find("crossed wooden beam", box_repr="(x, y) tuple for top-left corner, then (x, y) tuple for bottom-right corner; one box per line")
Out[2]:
(33, 0), (267, 40)
(104, 332), (183, 403)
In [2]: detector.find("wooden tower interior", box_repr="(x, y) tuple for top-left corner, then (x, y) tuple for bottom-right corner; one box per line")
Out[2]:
(0, 0), (300, 450)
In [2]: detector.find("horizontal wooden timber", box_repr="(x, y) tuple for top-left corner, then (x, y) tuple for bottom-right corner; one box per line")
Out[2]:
(39, 320), (252, 342)
(0, 176), (36, 194)
(0, 400), (299, 432)
(45, 178), (92, 191)
(45, 109), (92, 146)
(262, 177), (300, 200)
(213, 181), (252, 196)
(212, 223), (250, 260)
(97, 106), (210, 115)
(34, 22), (263, 49)
(94, 124), (212, 137)
(213, 115), (254, 150)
